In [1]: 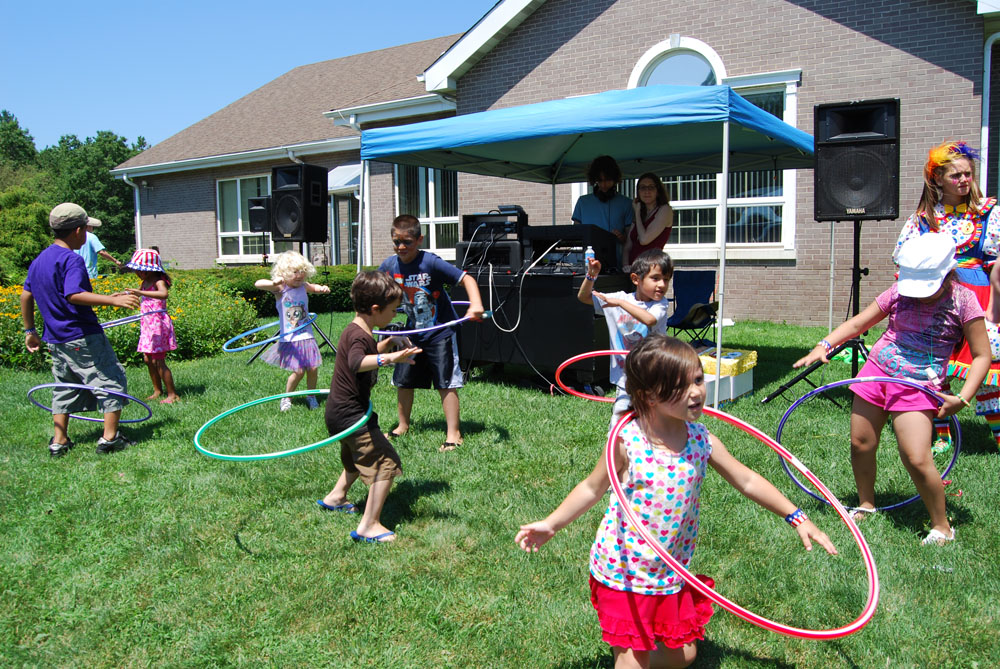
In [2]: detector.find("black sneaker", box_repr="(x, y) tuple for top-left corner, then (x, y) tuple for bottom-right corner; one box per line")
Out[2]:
(48, 437), (75, 458)
(95, 432), (135, 454)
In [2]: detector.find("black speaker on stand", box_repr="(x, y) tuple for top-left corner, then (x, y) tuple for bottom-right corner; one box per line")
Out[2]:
(271, 164), (329, 242)
(762, 99), (900, 404)
(814, 98), (900, 222)
(248, 197), (271, 233)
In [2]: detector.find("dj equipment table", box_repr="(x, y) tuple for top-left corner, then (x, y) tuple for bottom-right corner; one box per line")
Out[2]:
(452, 271), (632, 380)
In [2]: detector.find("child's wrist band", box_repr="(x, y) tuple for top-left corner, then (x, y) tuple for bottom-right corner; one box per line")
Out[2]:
(958, 395), (972, 408)
(376, 354), (384, 367)
(817, 339), (833, 353)
(584, 274), (597, 282)
(23, 327), (36, 334)
(785, 509), (807, 527)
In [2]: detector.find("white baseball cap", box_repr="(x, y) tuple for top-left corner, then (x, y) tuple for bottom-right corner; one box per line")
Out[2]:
(896, 233), (957, 298)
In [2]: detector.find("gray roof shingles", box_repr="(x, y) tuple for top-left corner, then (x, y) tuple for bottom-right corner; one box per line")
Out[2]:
(117, 34), (459, 170)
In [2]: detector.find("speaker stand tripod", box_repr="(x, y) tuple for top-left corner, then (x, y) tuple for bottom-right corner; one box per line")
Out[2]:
(245, 321), (337, 366)
(761, 219), (871, 404)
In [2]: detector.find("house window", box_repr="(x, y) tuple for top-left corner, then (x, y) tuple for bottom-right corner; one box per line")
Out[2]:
(395, 165), (459, 258)
(665, 89), (785, 246)
(626, 36), (800, 259)
(217, 176), (293, 261)
(643, 50), (717, 87)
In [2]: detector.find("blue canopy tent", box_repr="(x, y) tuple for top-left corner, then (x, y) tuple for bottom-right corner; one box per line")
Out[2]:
(360, 85), (815, 405)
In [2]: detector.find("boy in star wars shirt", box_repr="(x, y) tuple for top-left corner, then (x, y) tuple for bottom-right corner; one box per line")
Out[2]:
(378, 215), (485, 452)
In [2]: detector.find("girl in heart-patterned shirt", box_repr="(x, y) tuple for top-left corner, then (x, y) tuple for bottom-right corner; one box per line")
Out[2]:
(516, 335), (837, 669)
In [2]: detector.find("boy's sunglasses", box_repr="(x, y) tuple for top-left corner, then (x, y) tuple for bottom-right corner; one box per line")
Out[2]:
(391, 238), (417, 247)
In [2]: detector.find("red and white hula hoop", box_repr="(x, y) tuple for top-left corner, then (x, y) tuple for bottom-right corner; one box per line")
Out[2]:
(554, 349), (625, 402)
(558, 350), (880, 639)
(605, 409), (880, 640)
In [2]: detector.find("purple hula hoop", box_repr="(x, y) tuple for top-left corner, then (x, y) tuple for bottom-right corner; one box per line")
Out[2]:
(776, 376), (961, 513)
(27, 383), (153, 424)
(371, 311), (491, 337)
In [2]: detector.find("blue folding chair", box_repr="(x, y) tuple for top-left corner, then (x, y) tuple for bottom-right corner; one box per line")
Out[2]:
(666, 270), (718, 346)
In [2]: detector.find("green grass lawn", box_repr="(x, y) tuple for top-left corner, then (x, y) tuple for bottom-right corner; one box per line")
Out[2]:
(2, 315), (998, 668)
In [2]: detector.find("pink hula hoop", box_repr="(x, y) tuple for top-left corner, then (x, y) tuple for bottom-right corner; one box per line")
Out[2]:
(554, 350), (626, 402)
(605, 409), (880, 640)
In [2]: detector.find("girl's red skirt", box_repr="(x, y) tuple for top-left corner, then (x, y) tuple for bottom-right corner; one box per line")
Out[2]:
(589, 575), (716, 652)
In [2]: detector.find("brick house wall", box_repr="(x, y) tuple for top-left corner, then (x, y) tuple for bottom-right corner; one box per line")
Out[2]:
(450, 0), (986, 326)
(136, 151), (359, 269)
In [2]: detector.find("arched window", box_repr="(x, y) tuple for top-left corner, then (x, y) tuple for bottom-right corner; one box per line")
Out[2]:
(641, 51), (717, 87)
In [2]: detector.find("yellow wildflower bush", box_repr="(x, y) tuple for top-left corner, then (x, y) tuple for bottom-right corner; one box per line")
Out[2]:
(1, 274), (258, 370)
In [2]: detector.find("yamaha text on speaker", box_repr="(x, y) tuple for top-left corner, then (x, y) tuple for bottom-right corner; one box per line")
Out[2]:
(271, 164), (329, 242)
(248, 197), (271, 233)
(814, 98), (900, 221)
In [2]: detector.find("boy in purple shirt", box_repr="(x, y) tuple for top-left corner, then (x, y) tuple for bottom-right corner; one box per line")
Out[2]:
(21, 203), (140, 457)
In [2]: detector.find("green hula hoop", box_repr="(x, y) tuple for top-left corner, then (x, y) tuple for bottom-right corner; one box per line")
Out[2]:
(194, 390), (372, 461)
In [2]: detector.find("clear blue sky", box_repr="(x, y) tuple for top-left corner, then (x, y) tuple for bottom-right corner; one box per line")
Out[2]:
(1, 0), (497, 150)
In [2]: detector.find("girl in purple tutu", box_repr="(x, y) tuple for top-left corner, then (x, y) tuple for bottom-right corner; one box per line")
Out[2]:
(255, 251), (330, 411)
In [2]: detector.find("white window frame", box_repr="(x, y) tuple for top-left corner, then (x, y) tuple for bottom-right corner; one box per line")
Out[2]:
(215, 174), (297, 264)
(394, 165), (459, 261)
(588, 35), (801, 261)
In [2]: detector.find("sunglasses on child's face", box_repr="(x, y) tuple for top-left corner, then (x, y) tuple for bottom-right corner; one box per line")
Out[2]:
(392, 238), (417, 247)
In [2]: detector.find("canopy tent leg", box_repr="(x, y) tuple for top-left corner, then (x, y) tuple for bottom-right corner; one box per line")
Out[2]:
(711, 121), (730, 408)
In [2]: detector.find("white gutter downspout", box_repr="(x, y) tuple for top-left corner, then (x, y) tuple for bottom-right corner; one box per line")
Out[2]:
(342, 116), (369, 272)
(121, 173), (142, 249)
(285, 150), (307, 255)
(982, 32), (1000, 191)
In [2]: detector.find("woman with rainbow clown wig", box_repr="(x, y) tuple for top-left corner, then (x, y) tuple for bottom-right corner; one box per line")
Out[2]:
(895, 140), (1000, 450)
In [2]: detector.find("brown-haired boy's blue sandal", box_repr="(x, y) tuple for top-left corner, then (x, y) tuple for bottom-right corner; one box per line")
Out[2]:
(317, 500), (357, 513)
(350, 530), (395, 543)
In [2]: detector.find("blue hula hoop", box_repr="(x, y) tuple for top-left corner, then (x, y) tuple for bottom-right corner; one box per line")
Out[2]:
(27, 383), (153, 424)
(194, 391), (372, 461)
(372, 311), (491, 337)
(223, 312), (320, 353)
(101, 309), (168, 329)
(776, 375), (961, 513)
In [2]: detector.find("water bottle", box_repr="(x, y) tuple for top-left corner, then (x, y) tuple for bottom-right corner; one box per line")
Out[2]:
(584, 245), (595, 266)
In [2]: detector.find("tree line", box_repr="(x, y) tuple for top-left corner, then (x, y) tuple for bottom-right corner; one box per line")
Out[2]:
(0, 110), (147, 283)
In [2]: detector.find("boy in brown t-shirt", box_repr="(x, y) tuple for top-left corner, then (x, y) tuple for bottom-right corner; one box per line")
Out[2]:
(319, 271), (421, 543)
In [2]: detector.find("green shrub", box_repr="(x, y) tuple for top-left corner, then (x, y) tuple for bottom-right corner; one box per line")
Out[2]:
(0, 274), (259, 370)
(0, 187), (51, 285)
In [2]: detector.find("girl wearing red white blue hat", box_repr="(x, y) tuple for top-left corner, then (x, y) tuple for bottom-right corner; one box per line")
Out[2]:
(125, 248), (179, 404)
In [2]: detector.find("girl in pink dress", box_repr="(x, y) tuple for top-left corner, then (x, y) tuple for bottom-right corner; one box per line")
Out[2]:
(516, 335), (836, 669)
(125, 248), (179, 404)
